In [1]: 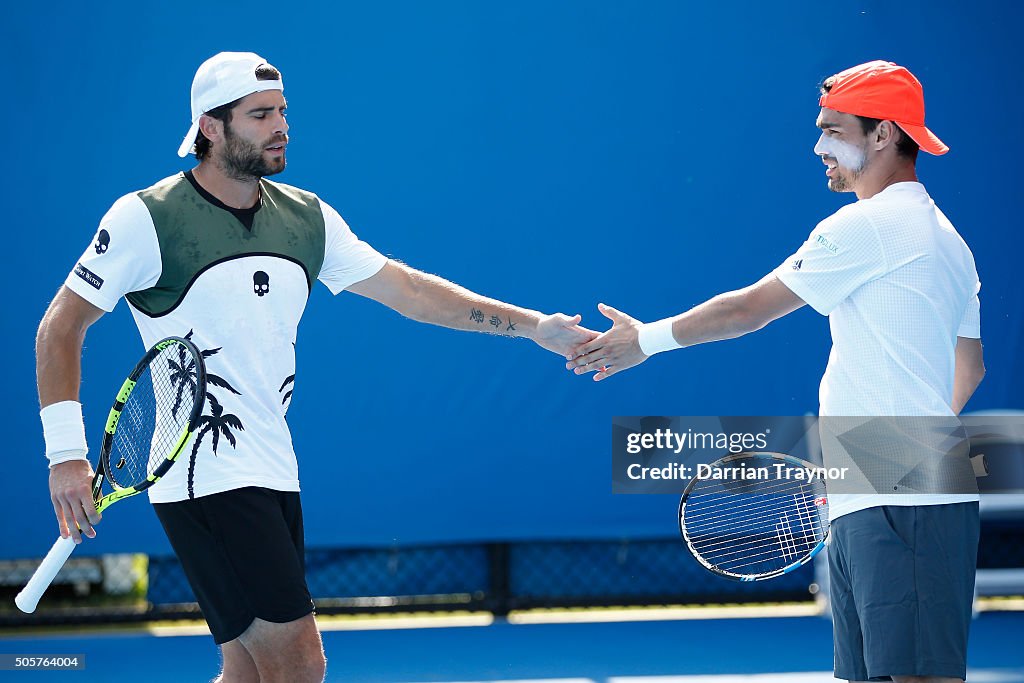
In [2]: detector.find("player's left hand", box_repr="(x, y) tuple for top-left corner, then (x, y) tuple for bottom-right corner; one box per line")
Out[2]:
(533, 313), (599, 357)
(565, 303), (649, 381)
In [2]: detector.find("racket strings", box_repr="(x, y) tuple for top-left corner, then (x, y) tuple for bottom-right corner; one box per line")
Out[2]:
(688, 522), (824, 572)
(685, 478), (825, 532)
(684, 485), (822, 530)
(688, 508), (824, 567)
(106, 345), (199, 490)
(682, 461), (828, 577)
(685, 486), (825, 542)
(686, 474), (825, 509)
(684, 486), (825, 537)
(686, 499), (824, 555)
(688, 523), (821, 565)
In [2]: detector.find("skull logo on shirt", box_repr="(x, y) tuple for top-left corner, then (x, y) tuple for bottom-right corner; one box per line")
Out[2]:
(253, 271), (270, 297)
(95, 229), (110, 254)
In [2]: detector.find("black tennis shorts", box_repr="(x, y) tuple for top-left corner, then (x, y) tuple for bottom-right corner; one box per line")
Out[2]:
(153, 486), (315, 644)
(828, 502), (980, 681)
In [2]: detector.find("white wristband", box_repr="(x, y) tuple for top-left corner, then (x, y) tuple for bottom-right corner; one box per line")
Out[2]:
(40, 401), (89, 467)
(637, 317), (683, 356)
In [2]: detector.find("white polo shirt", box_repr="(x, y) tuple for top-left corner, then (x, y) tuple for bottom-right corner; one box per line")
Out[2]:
(775, 181), (981, 519)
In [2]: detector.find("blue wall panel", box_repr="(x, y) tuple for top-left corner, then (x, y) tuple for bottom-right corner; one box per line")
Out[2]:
(4, 1), (1020, 558)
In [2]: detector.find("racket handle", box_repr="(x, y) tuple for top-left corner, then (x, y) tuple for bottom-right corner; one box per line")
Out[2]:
(15, 535), (78, 613)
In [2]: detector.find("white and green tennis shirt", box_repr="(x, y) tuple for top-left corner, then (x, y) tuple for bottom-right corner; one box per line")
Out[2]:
(64, 172), (387, 503)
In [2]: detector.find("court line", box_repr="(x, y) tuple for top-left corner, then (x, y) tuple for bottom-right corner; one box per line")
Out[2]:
(396, 670), (1024, 683)
(148, 611), (495, 637)
(607, 672), (1024, 683)
(508, 603), (821, 625)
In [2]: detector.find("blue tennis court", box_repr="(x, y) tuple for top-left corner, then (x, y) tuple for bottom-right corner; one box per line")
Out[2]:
(4, 611), (1022, 681)
(6, 2), (1024, 682)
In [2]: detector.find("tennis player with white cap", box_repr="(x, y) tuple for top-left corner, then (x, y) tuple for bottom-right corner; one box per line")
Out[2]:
(567, 61), (985, 683)
(176, 52), (289, 158)
(37, 51), (596, 683)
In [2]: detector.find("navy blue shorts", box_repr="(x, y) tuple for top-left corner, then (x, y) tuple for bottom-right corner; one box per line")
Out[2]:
(828, 503), (979, 681)
(154, 487), (315, 644)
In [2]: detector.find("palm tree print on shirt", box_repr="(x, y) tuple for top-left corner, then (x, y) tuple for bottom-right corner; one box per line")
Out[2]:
(279, 342), (296, 416)
(184, 329), (242, 400)
(279, 374), (294, 412)
(187, 394), (244, 497)
(173, 330), (245, 498)
(167, 344), (200, 420)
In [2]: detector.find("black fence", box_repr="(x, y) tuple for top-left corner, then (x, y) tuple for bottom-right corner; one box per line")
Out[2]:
(2, 522), (1022, 629)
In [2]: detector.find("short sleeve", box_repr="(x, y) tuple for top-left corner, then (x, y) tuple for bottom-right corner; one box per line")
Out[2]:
(957, 287), (981, 339)
(63, 194), (162, 312)
(774, 207), (886, 315)
(317, 200), (388, 294)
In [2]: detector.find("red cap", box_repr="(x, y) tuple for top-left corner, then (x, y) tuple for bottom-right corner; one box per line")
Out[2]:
(818, 60), (948, 156)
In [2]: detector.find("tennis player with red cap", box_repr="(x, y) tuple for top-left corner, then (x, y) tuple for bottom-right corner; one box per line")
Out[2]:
(567, 60), (984, 683)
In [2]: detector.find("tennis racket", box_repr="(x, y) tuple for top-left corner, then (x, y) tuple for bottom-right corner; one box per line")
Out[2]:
(16, 336), (207, 613)
(678, 451), (829, 582)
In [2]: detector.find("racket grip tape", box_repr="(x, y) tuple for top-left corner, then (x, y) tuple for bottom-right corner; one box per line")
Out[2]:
(15, 535), (78, 613)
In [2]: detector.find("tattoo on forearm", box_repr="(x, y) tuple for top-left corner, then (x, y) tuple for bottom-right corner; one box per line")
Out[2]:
(469, 308), (517, 334)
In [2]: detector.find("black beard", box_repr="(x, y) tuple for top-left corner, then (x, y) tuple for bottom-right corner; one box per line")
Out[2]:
(219, 125), (285, 180)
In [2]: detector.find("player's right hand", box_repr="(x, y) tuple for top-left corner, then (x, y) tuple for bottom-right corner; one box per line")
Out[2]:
(49, 460), (100, 543)
(565, 303), (649, 381)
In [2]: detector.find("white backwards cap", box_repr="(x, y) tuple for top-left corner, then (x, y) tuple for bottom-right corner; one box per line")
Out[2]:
(177, 52), (283, 158)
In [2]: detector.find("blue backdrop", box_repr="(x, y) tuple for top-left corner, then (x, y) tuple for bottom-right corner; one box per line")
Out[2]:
(4, 0), (1021, 558)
